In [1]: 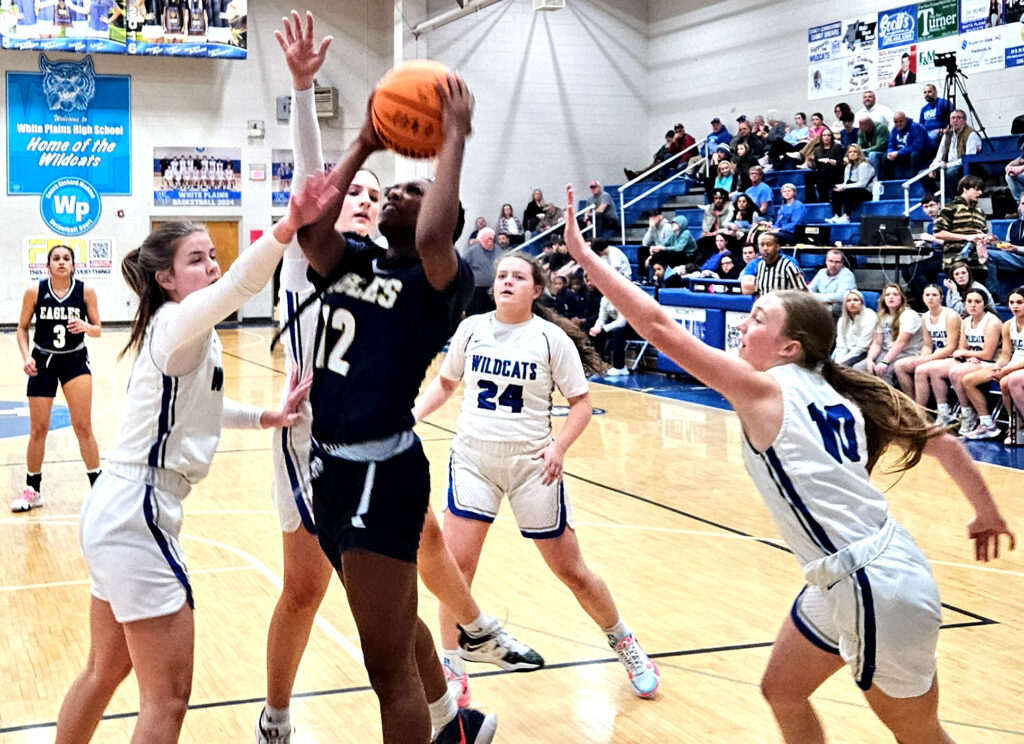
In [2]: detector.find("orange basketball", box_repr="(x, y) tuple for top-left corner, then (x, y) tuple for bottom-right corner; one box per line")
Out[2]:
(371, 60), (451, 159)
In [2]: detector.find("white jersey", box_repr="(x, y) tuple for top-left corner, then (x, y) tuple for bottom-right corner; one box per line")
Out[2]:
(922, 307), (957, 352)
(741, 364), (890, 567)
(1010, 317), (1024, 363)
(964, 312), (998, 354)
(441, 312), (589, 444)
(108, 306), (224, 485)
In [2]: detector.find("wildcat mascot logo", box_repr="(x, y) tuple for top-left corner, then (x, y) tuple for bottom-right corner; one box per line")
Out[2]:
(39, 54), (96, 112)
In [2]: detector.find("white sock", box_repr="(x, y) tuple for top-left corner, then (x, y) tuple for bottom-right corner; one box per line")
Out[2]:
(980, 415), (993, 426)
(601, 618), (630, 647)
(937, 403), (951, 415)
(460, 612), (497, 637)
(428, 688), (458, 731)
(442, 649), (465, 676)
(262, 704), (290, 728)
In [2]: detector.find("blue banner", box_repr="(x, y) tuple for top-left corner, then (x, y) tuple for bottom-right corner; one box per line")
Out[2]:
(878, 5), (919, 48)
(7, 55), (130, 195)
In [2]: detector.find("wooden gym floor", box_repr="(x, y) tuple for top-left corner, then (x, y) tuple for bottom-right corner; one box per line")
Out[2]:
(1, 327), (1022, 743)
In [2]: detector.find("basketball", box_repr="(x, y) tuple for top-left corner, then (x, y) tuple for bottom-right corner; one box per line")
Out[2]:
(371, 60), (451, 159)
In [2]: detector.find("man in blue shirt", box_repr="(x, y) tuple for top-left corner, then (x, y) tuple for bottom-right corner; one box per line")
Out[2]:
(885, 111), (928, 179)
(807, 248), (857, 316)
(744, 166), (774, 219)
(919, 84), (952, 145)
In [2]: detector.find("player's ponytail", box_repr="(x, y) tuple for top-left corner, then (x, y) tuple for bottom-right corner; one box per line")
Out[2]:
(775, 290), (942, 474)
(119, 221), (206, 360)
(500, 251), (608, 377)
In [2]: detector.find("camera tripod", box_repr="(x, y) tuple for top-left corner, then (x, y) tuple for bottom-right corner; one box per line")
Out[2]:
(941, 64), (992, 151)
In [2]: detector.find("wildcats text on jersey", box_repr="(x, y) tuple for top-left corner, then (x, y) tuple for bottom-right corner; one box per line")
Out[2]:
(470, 355), (538, 381)
(37, 305), (82, 321)
(326, 272), (403, 309)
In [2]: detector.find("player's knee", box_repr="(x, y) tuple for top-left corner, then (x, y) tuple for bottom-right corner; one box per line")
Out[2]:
(86, 657), (132, 692)
(361, 647), (413, 701)
(29, 419), (50, 440)
(760, 671), (806, 709)
(551, 558), (590, 593)
(71, 418), (94, 440)
(281, 571), (328, 611)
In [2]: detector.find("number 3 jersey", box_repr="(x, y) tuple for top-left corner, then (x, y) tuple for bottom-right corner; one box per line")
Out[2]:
(740, 363), (890, 566)
(441, 312), (589, 445)
(33, 278), (87, 354)
(309, 237), (473, 445)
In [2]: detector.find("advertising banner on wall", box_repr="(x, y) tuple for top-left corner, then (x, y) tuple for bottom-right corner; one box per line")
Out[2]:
(1, 0), (247, 58)
(153, 147), (241, 207)
(23, 235), (115, 282)
(878, 4), (919, 49)
(879, 44), (919, 86)
(7, 55), (131, 196)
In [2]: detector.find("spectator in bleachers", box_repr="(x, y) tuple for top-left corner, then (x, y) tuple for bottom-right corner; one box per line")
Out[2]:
(718, 254), (741, 279)
(807, 248), (856, 316)
(496, 232), (511, 252)
(807, 112), (827, 141)
(523, 188), (548, 233)
(765, 183), (806, 245)
(919, 84), (952, 145)
(548, 274), (569, 316)
(666, 122), (698, 170)
(463, 227), (500, 316)
(698, 188), (735, 261)
(704, 156), (740, 201)
(956, 290), (1024, 440)
(650, 255), (685, 288)
(592, 239), (632, 280)
(896, 284), (961, 399)
(890, 52), (916, 86)
(578, 273), (603, 331)
(922, 109), (982, 196)
(638, 211), (675, 276)
(663, 214), (700, 266)
(730, 119), (765, 159)
(833, 289), (878, 366)
(857, 115), (889, 175)
(497, 203), (525, 245)
(579, 180), (620, 238)
(533, 202), (563, 234)
(905, 194), (945, 306)
(751, 114), (768, 139)
(732, 142), (758, 190)
(885, 111), (929, 180)
(750, 233), (806, 296)
(831, 102), (854, 132)
(757, 110), (788, 156)
(745, 166), (774, 217)
(589, 295), (630, 376)
(547, 236), (573, 273)
(624, 129), (675, 182)
(738, 242), (761, 294)
(946, 289), (1004, 436)
(933, 175), (992, 276)
(467, 216), (487, 246)
(855, 90), (894, 130)
(685, 117), (732, 178)
(1005, 147), (1024, 202)
(765, 112), (810, 167)
(804, 128), (845, 204)
(563, 273), (589, 324)
(723, 194), (762, 244)
(698, 234), (733, 275)
(857, 282), (924, 385)
(944, 259), (995, 317)
(828, 143), (876, 223)
(984, 193), (1024, 301)
(837, 110), (859, 149)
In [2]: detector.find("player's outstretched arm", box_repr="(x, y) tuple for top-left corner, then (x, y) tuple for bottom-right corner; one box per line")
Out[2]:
(412, 373), (460, 424)
(416, 73), (473, 291)
(921, 433), (1016, 562)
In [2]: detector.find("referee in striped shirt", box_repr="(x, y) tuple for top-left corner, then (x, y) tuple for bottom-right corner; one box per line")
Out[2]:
(753, 232), (808, 296)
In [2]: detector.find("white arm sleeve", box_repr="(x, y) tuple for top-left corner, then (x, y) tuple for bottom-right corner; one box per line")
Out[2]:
(281, 86), (326, 293)
(151, 232), (288, 376)
(222, 397), (265, 430)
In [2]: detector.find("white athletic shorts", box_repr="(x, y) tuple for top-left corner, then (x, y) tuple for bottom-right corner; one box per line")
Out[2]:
(271, 289), (318, 534)
(80, 463), (193, 623)
(445, 433), (573, 539)
(791, 522), (941, 698)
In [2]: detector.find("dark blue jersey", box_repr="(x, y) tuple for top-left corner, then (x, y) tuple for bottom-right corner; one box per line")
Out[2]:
(33, 278), (87, 353)
(308, 236), (473, 444)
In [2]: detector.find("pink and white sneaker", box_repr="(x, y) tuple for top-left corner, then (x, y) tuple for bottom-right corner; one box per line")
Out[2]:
(11, 487), (43, 513)
(443, 658), (472, 708)
(613, 633), (660, 698)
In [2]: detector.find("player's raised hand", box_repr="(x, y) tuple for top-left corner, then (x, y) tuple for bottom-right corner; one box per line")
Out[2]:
(262, 371), (313, 428)
(275, 10), (332, 90)
(563, 184), (590, 261)
(437, 73), (473, 139)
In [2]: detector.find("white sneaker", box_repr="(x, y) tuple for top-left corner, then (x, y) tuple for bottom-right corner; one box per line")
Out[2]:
(963, 422), (1002, 440)
(606, 367), (629, 377)
(833, 214), (850, 223)
(255, 709), (291, 744)
(958, 413), (979, 437)
(11, 487), (42, 513)
(612, 634), (660, 698)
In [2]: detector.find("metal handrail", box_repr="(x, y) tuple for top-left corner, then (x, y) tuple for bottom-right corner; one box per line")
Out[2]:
(901, 166), (944, 215)
(518, 203), (595, 253)
(617, 138), (706, 245)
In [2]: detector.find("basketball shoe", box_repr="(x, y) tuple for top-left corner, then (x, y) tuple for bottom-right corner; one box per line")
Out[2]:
(457, 622), (544, 671)
(613, 633), (660, 698)
(11, 487), (43, 513)
(255, 708), (291, 744)
(443, 658), (472, 708)
(432, 708), (498, 744)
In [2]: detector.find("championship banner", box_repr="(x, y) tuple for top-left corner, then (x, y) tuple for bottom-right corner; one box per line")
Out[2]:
(24, 235), (115, 282)
(7, 54), (131, 196)
(153, 146), (241, 207)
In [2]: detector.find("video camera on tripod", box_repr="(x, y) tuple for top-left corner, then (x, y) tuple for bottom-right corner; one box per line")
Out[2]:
(933, 51), (959, 73)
